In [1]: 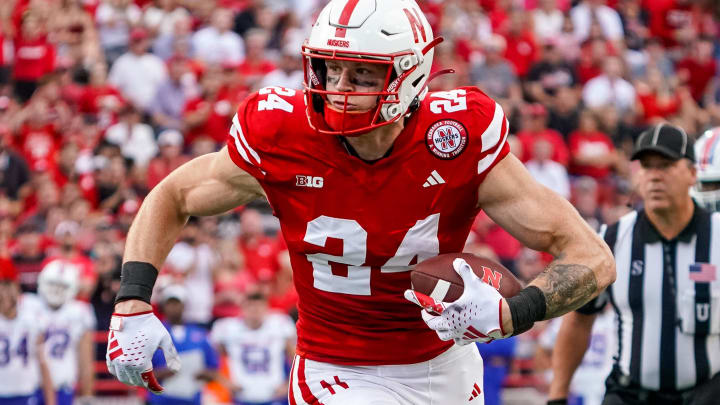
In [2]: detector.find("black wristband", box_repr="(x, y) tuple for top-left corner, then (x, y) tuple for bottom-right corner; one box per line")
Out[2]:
(547, 400), (568, 405)
(115, 261), (159, 304)
(506, 286), (546, 336)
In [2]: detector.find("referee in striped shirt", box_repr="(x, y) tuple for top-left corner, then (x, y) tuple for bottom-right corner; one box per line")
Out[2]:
(548, 123), (720, 405)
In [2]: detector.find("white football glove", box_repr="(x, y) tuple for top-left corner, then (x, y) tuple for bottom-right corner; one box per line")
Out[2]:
(405, 258), (512, 345)
(106, 311), (181, 393)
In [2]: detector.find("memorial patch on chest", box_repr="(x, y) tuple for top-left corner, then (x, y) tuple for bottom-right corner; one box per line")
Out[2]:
(425, 119), (468, 159)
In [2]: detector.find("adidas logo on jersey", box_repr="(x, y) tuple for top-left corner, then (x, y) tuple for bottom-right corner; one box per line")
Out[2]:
(423, 170), (445, 188)
(468, 382), (482, 401)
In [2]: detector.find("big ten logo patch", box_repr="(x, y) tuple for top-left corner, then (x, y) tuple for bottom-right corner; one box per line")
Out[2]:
(296, 175), (324, 188)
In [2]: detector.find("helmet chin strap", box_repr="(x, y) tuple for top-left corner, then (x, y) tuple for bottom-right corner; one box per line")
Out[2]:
(323, 103), (377, 137)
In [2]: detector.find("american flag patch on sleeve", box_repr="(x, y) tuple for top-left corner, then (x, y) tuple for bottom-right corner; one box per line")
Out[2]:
(689, 263), (717, 282)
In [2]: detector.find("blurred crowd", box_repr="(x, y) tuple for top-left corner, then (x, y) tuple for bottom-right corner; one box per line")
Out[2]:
(0, 0), (719, 402)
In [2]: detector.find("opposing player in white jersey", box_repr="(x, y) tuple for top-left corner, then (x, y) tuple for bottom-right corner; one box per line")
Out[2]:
(693, 127), (720, 212)
(32, 260), (96, 405)
(0, 259), (56, 405)
(211, 291), (296, 405)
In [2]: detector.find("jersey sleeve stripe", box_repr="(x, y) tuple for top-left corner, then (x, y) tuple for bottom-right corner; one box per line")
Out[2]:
(477, 116), (509, 174)
(233, 114), (262, 165)
(229, 121), (255, 167)
(480, 102), (506, 153)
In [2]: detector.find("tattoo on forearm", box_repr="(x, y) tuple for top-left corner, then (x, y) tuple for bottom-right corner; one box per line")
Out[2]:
(535, 262), (598, 319)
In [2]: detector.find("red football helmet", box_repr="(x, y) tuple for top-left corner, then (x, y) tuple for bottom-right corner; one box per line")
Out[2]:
(302, 0), (441, 136)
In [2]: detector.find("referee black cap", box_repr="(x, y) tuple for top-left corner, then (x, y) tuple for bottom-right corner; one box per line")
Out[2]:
(631, 123), (695, 162)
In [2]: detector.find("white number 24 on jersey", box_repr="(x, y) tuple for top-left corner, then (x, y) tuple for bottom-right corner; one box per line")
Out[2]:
(303, 214), (440, 295)
(257, 86), (295, 113)
(429, 89), (467, 114)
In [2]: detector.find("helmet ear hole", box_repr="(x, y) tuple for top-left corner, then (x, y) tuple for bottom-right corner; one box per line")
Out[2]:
(408, 96), (420, 113)
(312, 94), (324, 113)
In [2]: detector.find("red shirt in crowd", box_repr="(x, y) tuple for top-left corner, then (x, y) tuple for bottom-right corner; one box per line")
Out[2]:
(647, 0), (695, 47)
(15, 123), (59, 171)
(516, 128), (570, 166)
(502, 31), (537, 77)
(239, 236), (284, 282)
(79, 85), (125, 115)
(568, 130), (615, 179)
(637, 92), (681, 123)
(183, 92), (234, 145)
(13, 36), (56, 81)
(676, 58), (717, 102)
(236, 60), (276, 85)
(146, 155), (192, 189)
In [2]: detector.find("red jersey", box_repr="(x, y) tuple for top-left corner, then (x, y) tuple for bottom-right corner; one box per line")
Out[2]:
(568, 130), (614, 179)
(12, 36), (56, 81)
(183, 95), (235, 145)
(225, 86), (509, 365)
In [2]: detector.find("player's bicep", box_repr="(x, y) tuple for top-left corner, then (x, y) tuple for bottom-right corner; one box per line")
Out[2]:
(159, 146), (264, 217)
(477, 153), (587, 256)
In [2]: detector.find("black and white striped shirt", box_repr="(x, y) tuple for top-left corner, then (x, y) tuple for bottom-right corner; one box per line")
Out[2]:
(579, 206), (720, 392)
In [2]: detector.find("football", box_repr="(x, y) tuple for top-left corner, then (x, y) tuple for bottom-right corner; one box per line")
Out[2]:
(410, 253), (523, 303)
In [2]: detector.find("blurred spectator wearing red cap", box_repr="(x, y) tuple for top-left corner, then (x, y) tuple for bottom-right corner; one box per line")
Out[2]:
(192, 8), (244, 65)
(12, 12), (57, 103)
(78, 63), (125, 130)
(146, 129), (191, 189)
(516, 103), (570, 166)
(108, 27), (168, 112)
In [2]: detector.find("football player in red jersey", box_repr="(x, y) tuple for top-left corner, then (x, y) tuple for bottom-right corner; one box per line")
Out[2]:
(107, 0), (615, 404)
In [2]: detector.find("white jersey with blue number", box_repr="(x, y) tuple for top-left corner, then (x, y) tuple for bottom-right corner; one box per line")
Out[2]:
(33, 296), (97, 389)
(0, 294), (45, 397)
(211, 313), (296, 402)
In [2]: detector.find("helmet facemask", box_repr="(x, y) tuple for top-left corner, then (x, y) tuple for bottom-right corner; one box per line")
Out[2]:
(39, 281), (74, 308)
(692, 180), (720, 212)
(303, 48), (410, 136)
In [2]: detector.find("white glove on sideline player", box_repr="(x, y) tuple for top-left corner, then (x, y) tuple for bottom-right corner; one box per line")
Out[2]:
(106, 311), (181, 393)
(405, 258), (511, 345)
